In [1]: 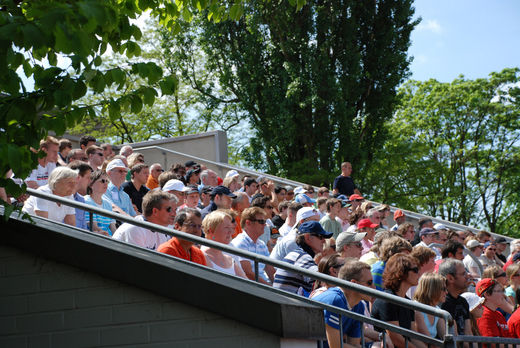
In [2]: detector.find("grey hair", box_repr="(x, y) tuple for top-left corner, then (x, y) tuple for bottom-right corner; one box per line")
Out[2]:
(366, 208), (379, 217)
(231, 192), (248, 208)
(119, 145), (133, 157)
(150, 163), (162, 171)
(48, 166), (78, 190)
(438, 258), (464, 277)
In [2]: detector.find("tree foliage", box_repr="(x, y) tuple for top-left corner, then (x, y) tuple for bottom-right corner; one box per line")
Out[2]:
(171, 0), (419, 185)
(365, 68), (520, 235)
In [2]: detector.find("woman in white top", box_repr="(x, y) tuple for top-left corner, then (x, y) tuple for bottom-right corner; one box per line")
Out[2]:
(201, 210), (246, 278)
(23, 166), (77, 226)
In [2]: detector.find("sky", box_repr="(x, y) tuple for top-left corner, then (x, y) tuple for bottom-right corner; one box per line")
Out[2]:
(408, 0), (520, 82)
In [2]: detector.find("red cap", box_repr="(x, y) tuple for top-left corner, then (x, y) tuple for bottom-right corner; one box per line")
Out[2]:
(476, 278), (496, 297)
(349, 194), (364, 201)
(394, 209), (405, 220)
(358, 218), (379, 229)
(217, 177), (223, 185)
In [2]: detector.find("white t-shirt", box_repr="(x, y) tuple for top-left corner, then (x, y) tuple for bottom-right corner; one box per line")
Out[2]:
(22, 185), (75, 222)
(112, 215), (170, 250)
(25, 162), (56, 187)
(463, 254), (482, 278)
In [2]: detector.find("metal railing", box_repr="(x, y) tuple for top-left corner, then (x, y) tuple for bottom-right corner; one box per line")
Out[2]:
(14, 188), (520, 348)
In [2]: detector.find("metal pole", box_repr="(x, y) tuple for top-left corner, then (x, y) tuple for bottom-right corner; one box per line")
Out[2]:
(254, 259), (259, 282)
(339, 314), (343, 348)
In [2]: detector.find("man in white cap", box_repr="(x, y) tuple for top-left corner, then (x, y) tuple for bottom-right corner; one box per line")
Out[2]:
(103, 158), (137, 217)
(269, 206), (320, 262)
(162, 179), (189, 203)
(336, 231), (366, 259)
(463, 239), (484, 281)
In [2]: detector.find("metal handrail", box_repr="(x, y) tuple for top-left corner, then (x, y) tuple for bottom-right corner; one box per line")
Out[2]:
(18, 187), (459, 346)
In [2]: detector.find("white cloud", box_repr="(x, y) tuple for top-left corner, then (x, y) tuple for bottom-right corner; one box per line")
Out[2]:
(417, 19), (443, 34)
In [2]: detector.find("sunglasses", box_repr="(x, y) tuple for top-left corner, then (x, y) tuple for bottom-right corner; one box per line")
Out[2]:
(184, 223), (202, 229)
(164, 206), (173, 212)
(364, 280), (373, 286)
(97, 178), (108, 184)
(348, 242), (362, 248)
(354, 199), (364, 202)
(407, 267), (419, 273)
(333, 263), (344, 269)
(154, 168), (164, 172)
(96, 152), (104, 156)
(312, 234), (326, 240)
(265, 206), (273, 209)
(250, 219), (266, 225)
(497, 273), (507, 278)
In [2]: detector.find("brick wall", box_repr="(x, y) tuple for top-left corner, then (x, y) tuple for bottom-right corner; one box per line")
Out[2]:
(0, 244), (282, 348)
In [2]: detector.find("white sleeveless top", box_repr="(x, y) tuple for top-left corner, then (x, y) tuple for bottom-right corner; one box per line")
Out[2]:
(206, 256), (238, 276)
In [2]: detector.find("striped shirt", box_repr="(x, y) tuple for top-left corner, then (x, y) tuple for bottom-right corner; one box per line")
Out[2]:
(85, 196), (115, 235)
(231, 232), (270, 282)
(273, 247), (317, 295)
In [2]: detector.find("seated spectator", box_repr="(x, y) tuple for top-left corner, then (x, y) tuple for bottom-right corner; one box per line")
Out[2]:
(317, 186), (330, 199)
(480, 241), (499, 269)
(157, 208), (206, 265)
(309, 253), (344, 298)
(58, 138), (72, 166)
(464, 239), (484, 281)
(319, 198), (343, 239)
(271, 186), (287, 214)
(22, 166), (77, 226)
(185, 167), (201, 186)
(122, 163), (150, 214)
(314, 260), (378, 348)
(482, 265), (515, 318)
(434, 240), (464, 272)
(119, 145), (133, 157)
(201, 210), (246, 278)
(100, 143), (114, 159)
(231, 207), (275, 285)
(407, 246), (436, 298)
(495, 237), (509, 265)
(198, 185), (212, 209)
(79, 135), (96, 150)
(66, 148), (88, 163)
(285, 185), (295, 201)
(146, 163), (164, 190)
(376, 204), (391, 229)
(396, 222), (415, 242)
(157, 170), (176, 190)
(200, 169), (218, 187)
(112, 191), (177, 250)
(391, 209), (406, 231)
(371, 253), (424, 348)
(360, 230), (397, 266)
(460, 292), (484, 336)
(476, 278), (513, 337)
(85, 145), (105, 170)
(125, 152), (145, 181)
(371, 236), (412, 291)
(433, 223), (449, 245)
(25, 136), (59, 189)
(476, 230), (492, 244)
(103, 159), (137, 217)
(357, 218), (378, 255)
(415, 228), (441, 260)
(230, 192), (250, 238)
(349, 193), (364, 212)
(505, 264), (520, 309)
(336, 231), (366, 259)
(271, 200), (288, 230)
(200, 185), (236, 219)
(294, 193), (315, 208)
(413, 273), (447, 338)
(68, 161), (93, 230)
(273, 221), (332, 296)
(85, 170), (116, 235)
(177, 185), (200, 211)
(278, 202), (302, 237)
(258, 177), (274, 198)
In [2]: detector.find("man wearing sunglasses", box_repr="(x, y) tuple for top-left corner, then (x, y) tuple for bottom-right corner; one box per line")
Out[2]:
(273, 221), (333, 295)
(113, 191), (178, 250)
(314, 260), (377, 348)
(336, 231), (366, 259)
(85, 145), (105, 170)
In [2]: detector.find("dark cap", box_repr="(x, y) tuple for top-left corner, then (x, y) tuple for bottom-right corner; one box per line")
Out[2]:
(419, 228), (438, 237)
(185, 160), (198, 168)
(495, 236), (509, 244)
(298, 221), (333, 238)
(185, 185), (199, 195)
(200, 186), (213, 194)
(211, 185), (237, 198)
(185, 168), (201, 180)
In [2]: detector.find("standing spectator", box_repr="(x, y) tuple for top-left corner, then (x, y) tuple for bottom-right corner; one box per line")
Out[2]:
(146, 163), (164, 190)
(68, 161), (93, 230)
(25, 136), (59, 189)
(112, 191), (176, 250)
(103, 159), (137, 217)
(157, 208), (206, 265)
(122, 163), (150, 214)
(85, 145), (105, 170)
(413, 273), (447, 339)
(332, 162), (361, 197)
(476, 278), (513, 337)
(57, 138), (72, 166)
(463, 239), (484, 280)
(85, 170), (116, 235)
(231, 207), (275, 284)
(371, 253), (423, 348)
(319, 198), (343, 239)
(79, 135), (96, 150)
(438, 259), (472, 336)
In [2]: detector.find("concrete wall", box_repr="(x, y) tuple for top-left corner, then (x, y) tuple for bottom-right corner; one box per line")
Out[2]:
(0, 244), (304, 348)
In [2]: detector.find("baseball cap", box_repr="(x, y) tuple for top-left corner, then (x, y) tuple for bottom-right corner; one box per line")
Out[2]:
(106, 159), (128, 172)
(270, 226), (281, 239)
(513, 252), (520, 262)
(199, 185), (213, 194)
(460, 292), (485, 312)
(419, 228), (438, 237)
(394, 209), (405, 220)
(434, 223), (448, 231)
(336, 194), (349, 201)
(483, 241), (496, 249)
(163, 179), (189, 192)
(349, 194), (364, 201)
(211, 185), (237, 198)
(185, 185), (199, 195)
(357, 218), (378, 229)
(298, 221), (333, 238)
(296, 207), (319, 222)
(294, 186), (305, 195)
(476, 278), (496, 297)
(185, 160), (197, 167)
(285, 185), (294, 193)
(466, 240), (484, 249)
(336, 231), (367, 252)
(294, 193), (316, 204)
(226, 169), (240, 178)
(495, 236), (509, 244)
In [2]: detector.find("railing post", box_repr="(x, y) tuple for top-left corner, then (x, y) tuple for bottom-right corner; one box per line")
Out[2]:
(254, 259), (259, 282)
(89, 212), (93, 232)
(339, 314), (343, 348)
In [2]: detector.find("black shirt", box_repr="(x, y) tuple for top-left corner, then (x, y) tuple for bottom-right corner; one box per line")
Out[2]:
(333, 175), (356, 196)
(371, 290), (415, 331)
(121, 181), (149, 213)
(441, 292), (469, 334)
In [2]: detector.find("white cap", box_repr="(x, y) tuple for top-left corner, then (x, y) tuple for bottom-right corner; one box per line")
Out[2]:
(106, 159), (128, 172)
(162, 179), (188, 192)
(294, 186), (304, 195)
(434, 223), (448, 231)
(296, 207), (319, 223)
(460, 292), (485, 312)
(466, 239), (484, 249)
(226, 169), (239, 178)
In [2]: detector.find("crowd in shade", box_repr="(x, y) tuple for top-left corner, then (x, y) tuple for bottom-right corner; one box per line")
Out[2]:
(8, 136), (520, 347)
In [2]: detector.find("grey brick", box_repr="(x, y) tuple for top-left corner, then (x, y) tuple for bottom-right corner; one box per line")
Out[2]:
(39, 268), (111, 291)
(27, 291), (75, 313)
(100, 324), (149, 345)
(0, 295), (27, 316)
(0, 245), (25, 259)
(0, 335), (26, 348)
(16, 312), (64, 333)
(112, 302), (162, 324)
(0, 274), (40, 295)
(122, 286), (165, 303)
(28, 334), (51, 348)
(131, 342), (190, 348)
(64, 307), (112, 329)
(161, 301), (209, 321)
(2, 255), (46, 276)
(51, 328), (100, 348)
(74, 287), (128, 308)
(0, 316), (17, 335)
(187, 337), (247, 348)
(200, 318), (259, 338)
(150, 320), (200, 342)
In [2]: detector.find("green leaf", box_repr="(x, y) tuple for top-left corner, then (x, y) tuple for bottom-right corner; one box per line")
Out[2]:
(111, 68), (126, 86)
(72, 80), (87, 99)
(130, 94), (143, 113)
(159, 75), (178, 95)
(34, 67), (62, 88)
(93, 56), (102, 66)
(182, 7), (193, 22)
(53, 89), (72, 108)
(141, 87), (157, 106)
(108, 101), (120, 121)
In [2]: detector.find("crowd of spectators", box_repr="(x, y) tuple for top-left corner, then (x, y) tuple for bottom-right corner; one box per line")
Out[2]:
(11, 138), (520, 347)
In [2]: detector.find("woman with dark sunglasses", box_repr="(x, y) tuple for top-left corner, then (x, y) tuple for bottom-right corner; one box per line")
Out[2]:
(85, 170), (116, 235)
(371, 253), (426, 348)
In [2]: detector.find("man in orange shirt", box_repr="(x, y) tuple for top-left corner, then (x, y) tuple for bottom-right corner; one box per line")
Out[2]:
(146, 163), (164, 190)
(231, 192), (250, 238)
(158, 208), (206, 265)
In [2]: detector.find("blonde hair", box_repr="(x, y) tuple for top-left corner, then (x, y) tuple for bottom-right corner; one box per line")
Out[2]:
(202, 210), (233, 236)
(414, 272), (446, 305)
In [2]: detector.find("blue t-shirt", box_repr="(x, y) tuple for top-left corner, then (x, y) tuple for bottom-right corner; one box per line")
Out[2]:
(313, 287), (365, 339)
